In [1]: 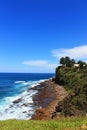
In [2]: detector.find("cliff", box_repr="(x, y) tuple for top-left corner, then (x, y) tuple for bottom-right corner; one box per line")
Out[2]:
(55, 65), (87, 117)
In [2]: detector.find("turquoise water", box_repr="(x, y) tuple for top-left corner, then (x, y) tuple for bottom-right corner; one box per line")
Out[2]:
(0, 73), (54, 120)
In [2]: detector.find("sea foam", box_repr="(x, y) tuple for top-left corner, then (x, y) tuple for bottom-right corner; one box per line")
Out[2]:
(0, 79), (46, 120)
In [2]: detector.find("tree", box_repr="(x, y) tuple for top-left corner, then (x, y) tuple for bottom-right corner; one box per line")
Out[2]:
(71, 59), (75, 66)
(60, 56), (75, 67)
(60, 57), (65, 66)
(65, 56), (71, 67)
(78, 61), (86, 69)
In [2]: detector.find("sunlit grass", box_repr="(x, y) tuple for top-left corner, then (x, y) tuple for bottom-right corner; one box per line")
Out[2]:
(0, 117), (87, 130)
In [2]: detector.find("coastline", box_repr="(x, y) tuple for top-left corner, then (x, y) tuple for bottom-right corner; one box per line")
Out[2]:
(0, 77), (67, 120)
(31, 79), (67, 120)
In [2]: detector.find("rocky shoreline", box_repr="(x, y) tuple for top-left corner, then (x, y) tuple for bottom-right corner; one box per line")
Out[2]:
(31, 79), (67, 120)
(0, 78), (67, 120)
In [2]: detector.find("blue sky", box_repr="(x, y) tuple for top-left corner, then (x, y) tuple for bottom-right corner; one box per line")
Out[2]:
(0, 0), (87, 73)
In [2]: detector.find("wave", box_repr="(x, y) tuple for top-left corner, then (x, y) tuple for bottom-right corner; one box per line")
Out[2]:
(14, 81), (26, 84)
(0, 90), (37, 120)
(0, 79), (46, 120)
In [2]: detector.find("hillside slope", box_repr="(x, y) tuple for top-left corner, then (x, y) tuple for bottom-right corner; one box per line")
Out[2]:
(55, 65), (87, 116)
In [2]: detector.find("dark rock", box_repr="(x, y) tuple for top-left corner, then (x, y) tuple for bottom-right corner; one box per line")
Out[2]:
(23, 111), (27, 113)
(51, 112), (56, 119)
(29, 85), (43, 91)
(56, 105), (62, 112)
(21, 103), (29, 107)
(13, 98), (22, 104)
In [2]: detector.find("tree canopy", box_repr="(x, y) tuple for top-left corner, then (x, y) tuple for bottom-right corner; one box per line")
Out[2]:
(60, 56), (75, 67)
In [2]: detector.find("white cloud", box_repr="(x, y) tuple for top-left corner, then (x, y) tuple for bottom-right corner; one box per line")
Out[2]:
(52, 45), (87, 60)
(23, 60), (48, 67)
(22, 60), (57, 68)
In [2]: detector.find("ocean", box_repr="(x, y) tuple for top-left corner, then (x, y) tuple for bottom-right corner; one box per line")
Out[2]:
(0, 73), (54, 120)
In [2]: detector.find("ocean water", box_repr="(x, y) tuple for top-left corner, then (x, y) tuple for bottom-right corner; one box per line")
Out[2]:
(0, 73), (54, 120)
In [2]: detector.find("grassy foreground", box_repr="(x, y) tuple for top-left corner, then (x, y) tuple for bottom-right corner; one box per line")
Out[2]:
(0, 117), (87, 130)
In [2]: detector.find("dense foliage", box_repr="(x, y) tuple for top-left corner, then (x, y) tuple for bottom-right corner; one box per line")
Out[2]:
(60, 56), (75, 67)
(55, 57), (87, 116)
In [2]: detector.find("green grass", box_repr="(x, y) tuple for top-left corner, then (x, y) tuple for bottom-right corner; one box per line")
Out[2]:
(0, 117), (87, 130)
